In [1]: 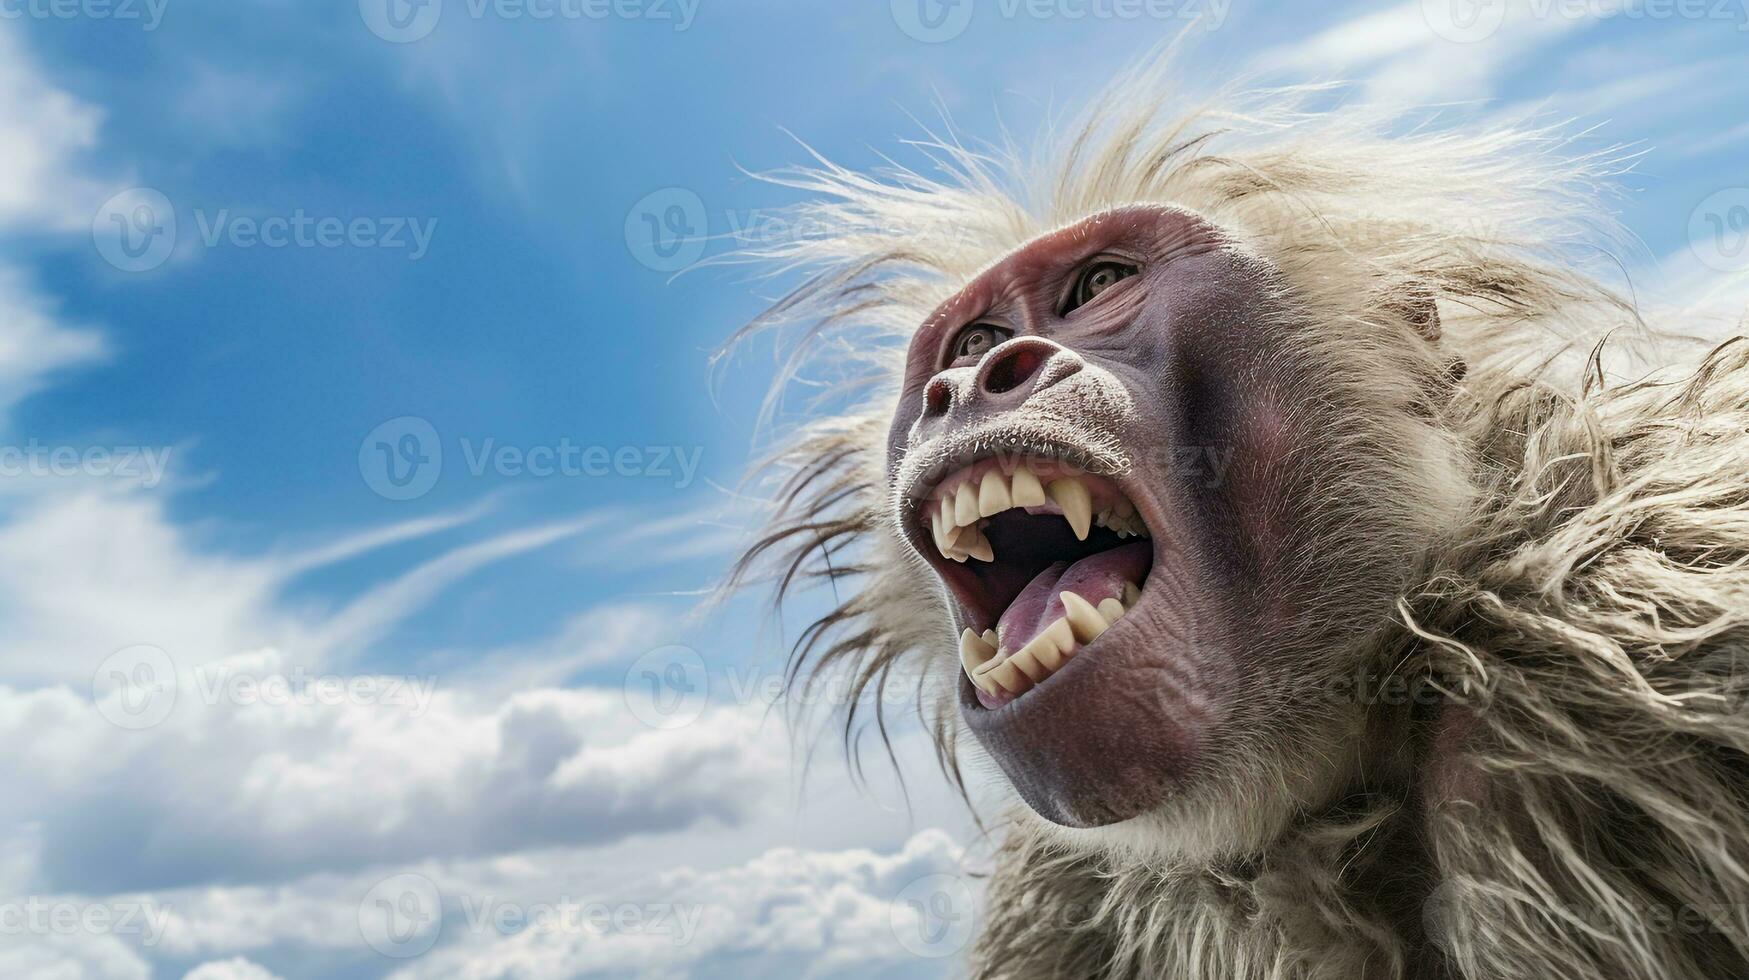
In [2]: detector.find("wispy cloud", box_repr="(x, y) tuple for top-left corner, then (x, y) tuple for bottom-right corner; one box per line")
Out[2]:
(0, 24), (107, 233)
(1254, 0), (1607, 105)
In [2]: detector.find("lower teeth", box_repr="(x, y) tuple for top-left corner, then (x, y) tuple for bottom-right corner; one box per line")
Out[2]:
(961, 583), (1139, 699)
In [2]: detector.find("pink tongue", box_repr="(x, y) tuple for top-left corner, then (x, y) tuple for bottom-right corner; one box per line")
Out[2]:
(995, 541), (1151, 652)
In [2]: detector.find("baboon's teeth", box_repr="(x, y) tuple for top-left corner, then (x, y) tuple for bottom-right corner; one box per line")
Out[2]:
(1060, 590), (1108, 645)
(1010, 466), (1047, 507)
(977, 469), (1011, 516)
(1047, 478), (1092, 541)
(960, 627), (997, 688)
(926, 461), (1146, 562)
(961, 585), (1140, 700)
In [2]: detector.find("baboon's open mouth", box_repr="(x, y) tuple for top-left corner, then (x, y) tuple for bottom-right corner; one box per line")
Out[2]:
(912, 455), (1155, 709)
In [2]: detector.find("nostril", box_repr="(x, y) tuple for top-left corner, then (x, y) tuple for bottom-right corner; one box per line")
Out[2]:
(981, 346), (1046, 395)
(924, 378), (953, 418)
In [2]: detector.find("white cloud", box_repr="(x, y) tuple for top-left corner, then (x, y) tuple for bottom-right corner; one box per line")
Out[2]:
(382, 829), (974, 980)
(0, 25), (107, 233)
(0, 664), (791, 894)
(0, 267), (105, 422)
(0, 490), (616, 685)
(0, 930), (151, 980)
(1255, 0), (1607, 105)
(0, 26), (110, 436)
(123, 829), (973, 980)
(183, 960), (283, 980)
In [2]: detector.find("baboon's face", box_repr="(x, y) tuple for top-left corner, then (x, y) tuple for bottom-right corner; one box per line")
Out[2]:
(888, 205), (1430, 830)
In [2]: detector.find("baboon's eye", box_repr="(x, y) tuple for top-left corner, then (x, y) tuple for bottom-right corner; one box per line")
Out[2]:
(950, 323), (1012, 362)
(1065, 260), (1139, 313)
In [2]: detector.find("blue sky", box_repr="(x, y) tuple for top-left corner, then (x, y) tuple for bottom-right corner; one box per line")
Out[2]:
(0, 1), (1745, 977)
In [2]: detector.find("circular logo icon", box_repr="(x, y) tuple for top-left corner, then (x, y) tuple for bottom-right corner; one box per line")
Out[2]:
(1421, 0), (1507, 42)
(359, 873), (443, 958)
(360, 0), (443, 42)
(891, 873), (976, 958)
(93, 188), (177, 273)
(1689, 188), (1749, 273)
(359, 416), (442, 501)
(92, 645), (178, 730)
(623, 645), (709, 729)
(624, 188), (708, 273)
(891, 0), (975, 42)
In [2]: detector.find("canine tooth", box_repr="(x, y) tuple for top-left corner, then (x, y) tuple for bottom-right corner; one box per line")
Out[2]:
(954, 482), (979, 526)
(964, 530), (994, 563)
(1010, 466), (1047, 507)
(1048, 478), (1093, 541)
(960, 627), (997, 677)
(1060, 591), (1109, 644)
(1098, 597), (1126, 622)
(1123, 582), (1142, 607)
(978, 470), (1012, 517)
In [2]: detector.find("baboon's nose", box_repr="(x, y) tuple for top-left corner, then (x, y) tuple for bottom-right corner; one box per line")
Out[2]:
(915, 338), (1084, 437)
(976, 337), (1082, 401)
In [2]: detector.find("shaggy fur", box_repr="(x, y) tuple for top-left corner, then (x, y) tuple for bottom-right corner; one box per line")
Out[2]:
(725, 55), (1749, 979)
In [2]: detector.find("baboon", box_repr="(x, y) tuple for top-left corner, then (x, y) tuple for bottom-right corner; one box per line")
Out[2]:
(729, 58), (1749, 979)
